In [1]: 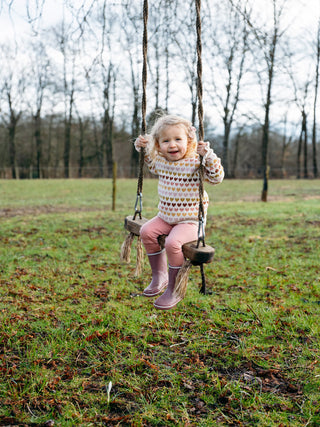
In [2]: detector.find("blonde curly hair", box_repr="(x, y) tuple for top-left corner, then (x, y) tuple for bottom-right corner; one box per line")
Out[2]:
(147, 115), (197, 160)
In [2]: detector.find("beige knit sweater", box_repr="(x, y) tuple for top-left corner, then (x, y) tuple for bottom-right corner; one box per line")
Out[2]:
(144, 144), (224, 224)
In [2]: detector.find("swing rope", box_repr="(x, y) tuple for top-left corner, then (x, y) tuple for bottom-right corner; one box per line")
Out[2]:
(134, 0), (148, 220)
(122, 0), (214, 294)
(136, 0), (148, 208)
(120, 0), (149, 274)
(196, 0), (205, 243)
(195, 0), (208, 294)
(175, 0), (214, 298)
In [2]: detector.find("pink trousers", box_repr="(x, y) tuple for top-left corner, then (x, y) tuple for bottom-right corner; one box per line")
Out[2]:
(140, 216), (198, 267)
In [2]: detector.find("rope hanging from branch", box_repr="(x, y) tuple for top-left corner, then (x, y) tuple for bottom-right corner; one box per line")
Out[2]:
(195, 0), (205, 233)
(136, 0), (148, 203)
(120, 0), (149, 275)
(196, 0), (203, 142)
(175, 0), (215, 299)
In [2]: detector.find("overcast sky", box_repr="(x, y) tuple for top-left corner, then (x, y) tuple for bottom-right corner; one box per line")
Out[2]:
(1, 0), (320, 42)
(0, 0), (320, 134)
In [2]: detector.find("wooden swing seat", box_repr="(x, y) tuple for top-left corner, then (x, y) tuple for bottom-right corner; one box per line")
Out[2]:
(124, 215), (148, 236)
(124, 219), (214, 266)
(158, 234), (215, 266)
(182, 241), (215, 266)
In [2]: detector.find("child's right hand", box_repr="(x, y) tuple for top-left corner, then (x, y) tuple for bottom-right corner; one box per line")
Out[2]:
(134, 135), (149, 149)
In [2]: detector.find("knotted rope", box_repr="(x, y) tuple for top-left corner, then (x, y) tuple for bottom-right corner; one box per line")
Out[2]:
(195, 0), (209, 293)
(175, 0), (210, 299)
(196, 0), (205, 233)
(120, 0), (149, 276)
(136, 0), (148, 204)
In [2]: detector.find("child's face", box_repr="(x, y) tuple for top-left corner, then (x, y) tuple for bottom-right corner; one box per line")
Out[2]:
(157, 125), (188, 162)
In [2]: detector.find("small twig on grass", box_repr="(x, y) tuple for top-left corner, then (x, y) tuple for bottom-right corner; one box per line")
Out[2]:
(170, 340), (188, 348)
(169, 337), (219, 348)
(304, 415), (313, 427)
(26, 404), (37, 418)
(106, 381), (112, 404)
(266, 266), (278, 272)
(266, 266), (287, 276)
(247, 304), (263, 326)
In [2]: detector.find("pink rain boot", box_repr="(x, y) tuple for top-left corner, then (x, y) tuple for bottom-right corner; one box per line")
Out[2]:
(143, 250), (168, 297)
(153, 265), (182, 310)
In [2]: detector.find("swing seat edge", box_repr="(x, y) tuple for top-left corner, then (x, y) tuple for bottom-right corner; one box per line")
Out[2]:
(124, 215), (149, 236)
(182, 240), (215, 265)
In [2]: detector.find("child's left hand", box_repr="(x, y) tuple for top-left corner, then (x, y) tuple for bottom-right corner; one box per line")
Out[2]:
(197, 141), (208, 157)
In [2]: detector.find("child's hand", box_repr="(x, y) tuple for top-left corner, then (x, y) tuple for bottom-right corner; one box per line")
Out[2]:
(135, 135), (149, 149)
(197, 140), (208, 157)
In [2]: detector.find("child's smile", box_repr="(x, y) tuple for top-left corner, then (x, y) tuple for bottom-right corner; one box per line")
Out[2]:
(158, 125), (188, 162)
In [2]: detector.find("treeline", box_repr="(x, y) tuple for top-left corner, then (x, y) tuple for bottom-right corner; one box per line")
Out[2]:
(0, 113), (308, 179)
(0, 0), (319, 186)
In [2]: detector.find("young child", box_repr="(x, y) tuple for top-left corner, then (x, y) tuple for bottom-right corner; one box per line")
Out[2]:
(134, 114), (224, 310)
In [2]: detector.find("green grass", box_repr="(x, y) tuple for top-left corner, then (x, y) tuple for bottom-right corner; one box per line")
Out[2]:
(0, 179), (319, 426)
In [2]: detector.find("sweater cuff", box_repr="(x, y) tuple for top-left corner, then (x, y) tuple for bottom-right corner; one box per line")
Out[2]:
(134, 139), (141, 152)
(201, 141), (216, 165)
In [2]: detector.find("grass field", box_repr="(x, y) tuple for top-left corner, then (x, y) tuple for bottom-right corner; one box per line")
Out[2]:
(0, 178), (320, 426)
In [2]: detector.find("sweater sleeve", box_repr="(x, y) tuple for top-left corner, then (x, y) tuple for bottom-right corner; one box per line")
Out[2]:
(134, 139), (158, 175)
(201, 142), (224, 184)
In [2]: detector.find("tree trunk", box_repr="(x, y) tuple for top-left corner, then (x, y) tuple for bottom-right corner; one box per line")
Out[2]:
(154, 42), (160, 110)
(230, 128), (242, 178)
(131, 85), (140, 177)
(191, 98), (197, 126)
(64, 120), (72, 178)
(7, 91), (21, 180)
(261, 102), (270, 202)
(223, 121), (231, 177)
(78, 116), (84, 178)
(112, 161), (117, 211)
(303, 111), (308, 179)
(34, 110), (42, 179)
(8, 120), (17, 179)
(165, 45), (169, 112)
(261, 46), (275, 202)
(64, 89), (74, 179)
(104, 112), (113, 178)
(312, 120), (318, 178)
(312, 20), (320, 178)
(92, 118), (103, 178)
(297, 117), (304, 179)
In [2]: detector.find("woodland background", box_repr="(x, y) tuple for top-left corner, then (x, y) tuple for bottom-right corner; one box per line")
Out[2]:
(0, 0), (319, 183)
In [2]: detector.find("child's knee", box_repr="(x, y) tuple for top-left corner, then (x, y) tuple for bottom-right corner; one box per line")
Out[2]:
(140, 221), (156, 244)
(165, 236), (181, 254)
(140, 222), (149, 241)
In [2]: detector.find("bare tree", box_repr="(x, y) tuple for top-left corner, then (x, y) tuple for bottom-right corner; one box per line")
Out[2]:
(206, 0), (249, 177)
(99, 1), (117, 179)
(231, 0), (289, 200)
(230, 124), (244, 177)
(51, 10), (80, 178)
(147, 0), (177, 112)
(286, 48), (312, 179)
(174, 1), (198, 124)
(101, 64), (116, 178)
(26, 40), (50, 178)
(121, 2), (144, 177)
(311, 17), (320, 178)
(0, 43), (26, 179)
(279, 112), (295, 178)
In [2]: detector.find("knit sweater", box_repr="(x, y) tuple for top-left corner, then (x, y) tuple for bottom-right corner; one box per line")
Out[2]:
(144, 144), (224, 225)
